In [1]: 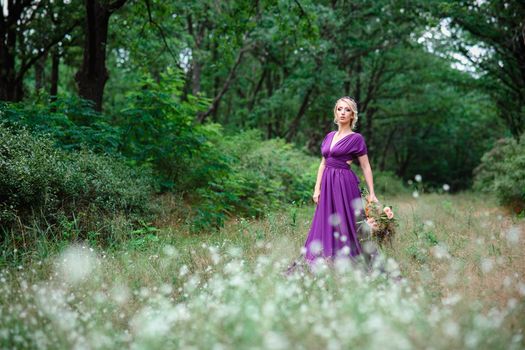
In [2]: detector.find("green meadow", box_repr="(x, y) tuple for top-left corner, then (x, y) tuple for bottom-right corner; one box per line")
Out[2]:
(1, 191), (523, 349)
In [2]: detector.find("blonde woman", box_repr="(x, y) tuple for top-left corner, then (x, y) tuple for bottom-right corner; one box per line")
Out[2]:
(288, 96), (378, 272)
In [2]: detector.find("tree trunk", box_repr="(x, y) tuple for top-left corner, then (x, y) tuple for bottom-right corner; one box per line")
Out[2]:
(379, 126), (396, 171)
(192, 60), (202, 95)
(354, 57), (362, 132)
(248, 67), (266, 111)
(198, 43), (251, 123)
(50, 48), (60, 103)
(365, 107), (376, 152)
(75, 1), (110, 111)
(0, 10), (21, 101)
(265, 69), (274, 138)
(0, 1), (80, 102)
(35, 53), (47, 93)
(75, 0), (127, 112)
(285, 86), (314, 142)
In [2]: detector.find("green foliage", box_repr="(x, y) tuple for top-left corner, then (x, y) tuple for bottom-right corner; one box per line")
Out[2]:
(189, 127), (317, 232)
(438, 0), (525, 139)
(0, 96), (120, 154)
(2, 69), (218, 195)
(366, 46), (501, 191)
(2, 71), (319, 235)
(8, 0), (516, 194)
(0, 124), (153, 232)
(218, 129), (317, 204)
(473, 138), (525, 212)
(4, 0), (518, 236)
(126, 220), (161, 251)
(116, 68), (212, 192)
(405, 244), (428, 264)
(405, 230), (439, 265)
(359, 170), (408, 197)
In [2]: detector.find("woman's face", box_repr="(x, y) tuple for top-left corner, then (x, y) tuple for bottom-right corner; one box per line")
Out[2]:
(335, 100), (353, 126)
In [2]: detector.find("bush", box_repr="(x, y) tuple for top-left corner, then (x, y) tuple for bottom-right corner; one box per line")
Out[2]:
(473, 138), (525, 212)
(189, 126), (318, 232)
(0, 124), (154, 231)
(0, 70), (213, 194)
(116, 69), (212, 192)
(361, 170), (408, 197)
(0, 95), (120, 155)
(218, 129), (317, 204)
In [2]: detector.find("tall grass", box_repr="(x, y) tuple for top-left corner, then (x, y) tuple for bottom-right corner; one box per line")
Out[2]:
(0, 192), (523, 349)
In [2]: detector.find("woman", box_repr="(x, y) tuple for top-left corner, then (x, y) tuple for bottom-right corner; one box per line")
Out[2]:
(288, 96), (378, 273)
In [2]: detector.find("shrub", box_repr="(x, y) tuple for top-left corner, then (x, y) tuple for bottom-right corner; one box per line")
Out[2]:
(473, 138), (525, 212)
(0, 124), (154, 232)
(218, 129), (317, 204)
(0, 95), (120, 155)
(364, 170), (408, 197)
(116, 69), (211, 192)
(189, 126), (317, 232)
(0, 70), (213, 194)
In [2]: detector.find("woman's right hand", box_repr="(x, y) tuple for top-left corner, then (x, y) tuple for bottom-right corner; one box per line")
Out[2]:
(312, 190), (321, 204)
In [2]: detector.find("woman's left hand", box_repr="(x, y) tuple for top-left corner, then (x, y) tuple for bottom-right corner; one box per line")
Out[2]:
(367, 193), (379, 203)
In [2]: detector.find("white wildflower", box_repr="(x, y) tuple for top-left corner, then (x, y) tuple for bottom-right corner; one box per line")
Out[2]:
(505, 226), (520, 244)
(328, 213), (341, 226)
(56, 245), (97, 284)
(480, 258), (494, 274)
(309, 240), (323, 255)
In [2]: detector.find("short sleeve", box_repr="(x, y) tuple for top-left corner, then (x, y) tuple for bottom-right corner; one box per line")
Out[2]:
(354, 134), (368, 157)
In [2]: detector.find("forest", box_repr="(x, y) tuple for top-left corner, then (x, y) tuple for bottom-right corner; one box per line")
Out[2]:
(0, 0), (524, 349)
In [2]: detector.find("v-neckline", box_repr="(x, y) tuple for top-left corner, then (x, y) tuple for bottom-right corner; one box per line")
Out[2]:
(329, 131), (356, 154)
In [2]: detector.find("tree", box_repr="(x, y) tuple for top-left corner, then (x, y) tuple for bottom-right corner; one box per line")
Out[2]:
(0, 0), (80, 101)
(75, 0), (128, 111)
(436, 0), (525, 140)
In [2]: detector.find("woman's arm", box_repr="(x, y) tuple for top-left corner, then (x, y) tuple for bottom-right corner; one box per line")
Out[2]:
(357, 154), (378, 202)
(312, 157), (326, 204)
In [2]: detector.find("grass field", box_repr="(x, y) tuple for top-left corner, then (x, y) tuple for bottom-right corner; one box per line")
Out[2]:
(1, 192), (524, 349)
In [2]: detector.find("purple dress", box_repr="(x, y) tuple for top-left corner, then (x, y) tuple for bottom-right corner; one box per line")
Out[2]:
(303, 131), (368, 265)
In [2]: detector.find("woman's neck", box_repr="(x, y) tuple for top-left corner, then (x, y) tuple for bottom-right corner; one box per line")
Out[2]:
(337, 126), (352, 134)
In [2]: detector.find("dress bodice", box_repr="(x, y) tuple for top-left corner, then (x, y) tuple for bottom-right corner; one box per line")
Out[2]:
(321, 131), (368, 162)
(320, 131), (368, 183)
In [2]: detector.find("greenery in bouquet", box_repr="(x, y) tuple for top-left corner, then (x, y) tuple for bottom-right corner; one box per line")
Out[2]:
(357, 188), (398, 248)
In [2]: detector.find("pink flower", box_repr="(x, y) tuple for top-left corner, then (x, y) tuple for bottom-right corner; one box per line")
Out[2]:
(383, 207), (394, 220)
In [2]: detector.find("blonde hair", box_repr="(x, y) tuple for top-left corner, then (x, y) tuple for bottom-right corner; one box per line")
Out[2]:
(333, 96), (358, 129)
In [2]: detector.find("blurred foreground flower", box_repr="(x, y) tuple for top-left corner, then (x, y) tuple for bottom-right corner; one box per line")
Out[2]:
(55, 244), (98, 284)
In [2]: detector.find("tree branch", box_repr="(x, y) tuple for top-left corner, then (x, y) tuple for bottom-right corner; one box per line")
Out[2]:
(198, 42), (253, 122)
(16, 20), (81, 82)
(107, 0), (128, 13)
(143, 0), (180, 66)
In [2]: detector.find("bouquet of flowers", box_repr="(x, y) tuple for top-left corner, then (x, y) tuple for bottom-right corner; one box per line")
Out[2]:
(357, 189), (397, 248)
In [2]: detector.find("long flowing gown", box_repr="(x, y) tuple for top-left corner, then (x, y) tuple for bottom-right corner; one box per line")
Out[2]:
(302, 131), (368, 266)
